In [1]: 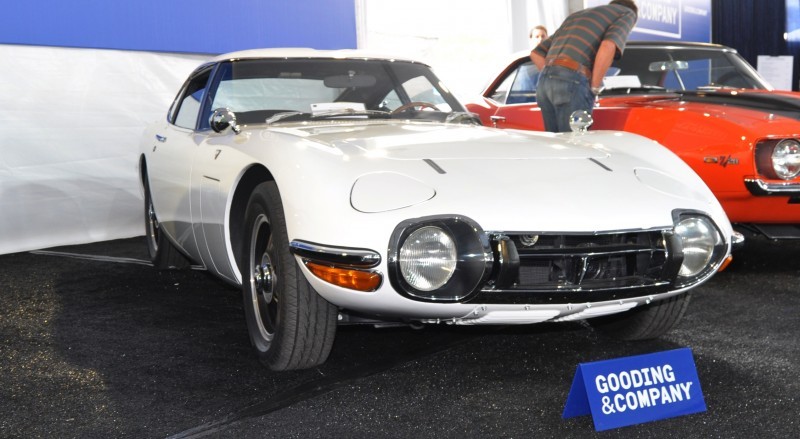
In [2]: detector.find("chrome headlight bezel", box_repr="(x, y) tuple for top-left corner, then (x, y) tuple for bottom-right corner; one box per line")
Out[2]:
(756, 138), (800, 181)
(388, 215), (493, 302)
(671, 210), (728, 288)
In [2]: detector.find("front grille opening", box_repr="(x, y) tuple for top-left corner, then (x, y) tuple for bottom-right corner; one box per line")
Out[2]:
(488, 231), (671, 293)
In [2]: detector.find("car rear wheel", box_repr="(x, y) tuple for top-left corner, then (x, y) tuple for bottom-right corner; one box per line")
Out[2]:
(241, 181), (337, 371)
(588, 293), (691, 340)
(143, 174), (189, 269)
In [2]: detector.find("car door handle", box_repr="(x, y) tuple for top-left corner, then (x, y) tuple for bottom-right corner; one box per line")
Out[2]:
(155, 134), (167, 142)
(490, 116), (506, 127)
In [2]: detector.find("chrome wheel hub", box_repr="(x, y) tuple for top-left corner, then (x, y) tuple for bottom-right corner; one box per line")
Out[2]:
(254, 253), (274, 303)
(249, 214), (277, 340)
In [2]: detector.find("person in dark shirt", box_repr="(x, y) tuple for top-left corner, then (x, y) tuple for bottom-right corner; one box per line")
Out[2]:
(530, 0), (638, 132)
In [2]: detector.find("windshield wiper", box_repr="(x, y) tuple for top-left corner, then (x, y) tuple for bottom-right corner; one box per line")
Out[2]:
(265, 111), (306, 125)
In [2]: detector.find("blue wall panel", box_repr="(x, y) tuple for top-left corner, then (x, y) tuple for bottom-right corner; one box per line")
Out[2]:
(585, 0), (712, 43)
(0, 0), (357, 54)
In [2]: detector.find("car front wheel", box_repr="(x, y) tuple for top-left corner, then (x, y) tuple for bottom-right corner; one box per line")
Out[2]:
(588, 293), (691, 340)
(241, 181), (337, 371)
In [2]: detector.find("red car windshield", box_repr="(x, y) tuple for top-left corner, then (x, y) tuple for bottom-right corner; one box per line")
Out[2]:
(609, 46), (770, 92)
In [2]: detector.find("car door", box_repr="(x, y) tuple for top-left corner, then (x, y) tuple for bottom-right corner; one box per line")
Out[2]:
(187, 61), (247, 284)
(476, 59), (546, 131)
(147, 66), (214, 260)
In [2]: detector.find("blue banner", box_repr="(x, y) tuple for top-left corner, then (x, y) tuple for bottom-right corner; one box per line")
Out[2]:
(788, 0), (800, 42)
(0, 0), (357, 54)
(563, 348), (707, 431)
(584, 0), (711, 42)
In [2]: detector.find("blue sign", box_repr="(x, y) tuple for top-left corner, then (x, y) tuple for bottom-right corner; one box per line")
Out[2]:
(788, 0), (800, 42)
(0, 0), (357, 54)
(563, 348), (707, 431)
(584, 0), (711, 43)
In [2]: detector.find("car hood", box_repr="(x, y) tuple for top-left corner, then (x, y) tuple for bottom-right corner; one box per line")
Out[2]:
(264, 122), (725, 233)
(680, 89), (800, 115)
(605, 89), (800, 126)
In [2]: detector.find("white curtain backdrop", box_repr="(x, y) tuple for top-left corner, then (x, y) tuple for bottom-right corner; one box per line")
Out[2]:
(356, 0), (512, 103)
(356, 0), (572, 102)
(525, 0), (573, 43)
(0, 45), (208, 254)
(1, 1), (579, 255)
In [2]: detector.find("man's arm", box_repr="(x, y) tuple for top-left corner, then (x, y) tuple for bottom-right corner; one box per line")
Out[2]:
(591, 39), (619, 90)
(530, 51), (546, 71)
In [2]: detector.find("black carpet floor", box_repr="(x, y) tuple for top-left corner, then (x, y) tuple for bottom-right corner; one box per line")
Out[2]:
(1, 235), (798, 438)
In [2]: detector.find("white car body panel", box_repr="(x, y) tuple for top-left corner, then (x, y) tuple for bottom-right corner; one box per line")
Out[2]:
(140, 49), (734, 330)
(142, 119), (731, 322)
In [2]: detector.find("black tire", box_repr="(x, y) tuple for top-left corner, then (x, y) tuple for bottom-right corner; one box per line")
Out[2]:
(588, 293), (691, 340)
(143, 174), (190, 269)
(241, 181), (337, 371)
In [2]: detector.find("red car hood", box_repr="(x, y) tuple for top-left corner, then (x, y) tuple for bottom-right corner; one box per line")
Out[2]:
(600, 89), (800, 127)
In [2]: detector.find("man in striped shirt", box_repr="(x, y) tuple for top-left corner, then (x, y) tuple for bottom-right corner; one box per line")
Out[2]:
(530, 0), (638, 132)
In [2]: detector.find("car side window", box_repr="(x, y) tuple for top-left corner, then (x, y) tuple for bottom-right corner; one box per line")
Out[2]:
(170, 68), (213, 129)
(490, 72), (515, 104)
(490, 62), (539, 105)
(507, 62), (539, 104)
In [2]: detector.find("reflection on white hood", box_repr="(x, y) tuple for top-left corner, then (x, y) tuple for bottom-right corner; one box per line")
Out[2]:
(281, 123), (608, 161)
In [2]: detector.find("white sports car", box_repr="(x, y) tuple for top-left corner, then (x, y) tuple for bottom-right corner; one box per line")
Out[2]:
(140, 48), (735, 371)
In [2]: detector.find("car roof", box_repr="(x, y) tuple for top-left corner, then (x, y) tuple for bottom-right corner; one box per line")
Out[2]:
(210, 47), (426, 65)
(624, 41), (738, 52)
(510, 41), (738, 61)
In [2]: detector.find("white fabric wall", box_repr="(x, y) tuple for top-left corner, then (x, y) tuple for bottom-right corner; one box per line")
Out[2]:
(0, 45), (208, 254)
(356, 0), (513, 103)
(1, 1), (573, 255)
(356, 0), (571, 103)
(521, 0), (572, 48)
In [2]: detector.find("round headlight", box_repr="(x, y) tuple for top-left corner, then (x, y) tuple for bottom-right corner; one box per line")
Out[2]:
(675, 217), (721, 277)
(399, 226), (457, 291)
(772, 139), (800, 180)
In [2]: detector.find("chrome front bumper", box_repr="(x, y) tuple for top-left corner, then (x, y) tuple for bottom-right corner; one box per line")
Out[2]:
(745, 178), (800, 195)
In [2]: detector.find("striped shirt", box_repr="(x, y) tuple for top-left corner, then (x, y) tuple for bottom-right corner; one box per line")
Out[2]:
(532, 3), (637, 71)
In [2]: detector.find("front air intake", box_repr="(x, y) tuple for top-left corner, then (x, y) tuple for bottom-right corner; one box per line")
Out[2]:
(474, 230), (680, 304)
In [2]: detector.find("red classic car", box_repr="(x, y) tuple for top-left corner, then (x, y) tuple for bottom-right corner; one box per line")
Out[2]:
(467, 42), (800, 239)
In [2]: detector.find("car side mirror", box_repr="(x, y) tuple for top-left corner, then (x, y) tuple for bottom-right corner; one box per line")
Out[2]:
(210, 108), (241, 134)
(569, 110), (593, 134)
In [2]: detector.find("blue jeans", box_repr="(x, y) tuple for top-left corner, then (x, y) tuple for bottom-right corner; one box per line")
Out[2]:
(536, 66), (594, 133)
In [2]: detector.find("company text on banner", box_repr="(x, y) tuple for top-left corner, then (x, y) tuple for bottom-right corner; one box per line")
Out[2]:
(562, 347), (707, 431)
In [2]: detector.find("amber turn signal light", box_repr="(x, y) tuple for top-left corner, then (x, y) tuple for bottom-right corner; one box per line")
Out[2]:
(717, 255), (733, 272)
(305, 261), (382, 292)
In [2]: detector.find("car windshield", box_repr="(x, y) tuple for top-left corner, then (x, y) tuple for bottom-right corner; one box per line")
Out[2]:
(204, 58), (470, 126)
(607, 46), (771, 93)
